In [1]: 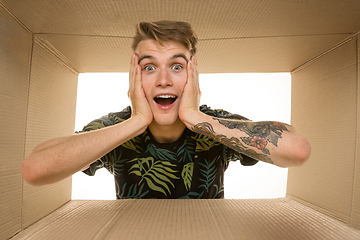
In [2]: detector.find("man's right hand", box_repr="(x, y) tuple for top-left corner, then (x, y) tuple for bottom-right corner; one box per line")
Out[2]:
(128, 54), (153, 126)
(22, 54), (154, 186)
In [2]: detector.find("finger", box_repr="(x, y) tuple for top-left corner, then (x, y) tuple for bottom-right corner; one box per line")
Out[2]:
(128, 55), (134, 97)
(189, 57), (201, 100)
(193, 55), (198, 66)
(192, 56), (199, 86)
(129, 54), (136, 78)
(134, 64), (142, 93)
(128, 54), (135, 92)
(129, 54), (139, 96)
(187, 58), (193, 85)
(188, 57), (200, 90)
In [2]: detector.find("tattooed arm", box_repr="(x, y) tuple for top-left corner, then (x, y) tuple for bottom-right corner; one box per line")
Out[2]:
(183, 112), (311, 167)
(178, 57), (310, 167)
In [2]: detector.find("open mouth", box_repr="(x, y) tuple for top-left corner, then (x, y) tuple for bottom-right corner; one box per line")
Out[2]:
(154, 95), (177, 106)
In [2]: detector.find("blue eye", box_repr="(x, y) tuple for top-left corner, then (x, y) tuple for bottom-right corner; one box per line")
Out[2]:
(172, 64), (182, 71)
(144, 65), (155, 71)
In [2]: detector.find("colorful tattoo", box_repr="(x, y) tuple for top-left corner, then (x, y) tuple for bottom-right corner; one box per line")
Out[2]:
(191, 121), (216, 138)
(191, 120), (290, 164)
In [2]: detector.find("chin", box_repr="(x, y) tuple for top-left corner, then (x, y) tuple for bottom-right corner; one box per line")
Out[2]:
(152, 112), (180, 127)
(153, 117), (178, 126)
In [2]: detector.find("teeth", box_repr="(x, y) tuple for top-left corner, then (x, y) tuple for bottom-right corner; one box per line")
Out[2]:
(156, 95), (176, 99)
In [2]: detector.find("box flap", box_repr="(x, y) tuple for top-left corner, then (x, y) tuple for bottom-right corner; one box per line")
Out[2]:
(350, 35), (360, 228)
(12, 199), (360, 240)
(2, 0), (360, 73)
(288, 38), (357, 222)
(0, 5), (32, 240)
(21, 41), (78, 228)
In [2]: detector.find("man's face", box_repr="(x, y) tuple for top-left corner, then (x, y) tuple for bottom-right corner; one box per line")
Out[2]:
(135, 39), (191, 127)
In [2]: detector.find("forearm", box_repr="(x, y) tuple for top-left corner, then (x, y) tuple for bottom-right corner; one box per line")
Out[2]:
(183, 111), (311, 167)
(22, 116), (148, 186)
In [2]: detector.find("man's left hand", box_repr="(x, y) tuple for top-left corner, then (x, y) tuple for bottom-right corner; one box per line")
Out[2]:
(179, 56), (201, 127)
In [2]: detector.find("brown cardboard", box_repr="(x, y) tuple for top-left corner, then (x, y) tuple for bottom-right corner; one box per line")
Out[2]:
(1, 0), (359, 73)
(288, 37), (358, 222)
(21, 41), (78, 229)
(0, 4), (32, 240)
(4, 0), (360, 37)
(11, 199), (360, 240)
(0, 2), (78, 238)
(1, 0), (360, 239)
(196, 34), (352, 73)
(36, 34), (133, 73)
(351, 35), (360, 228)
(34, 33), (352, 73)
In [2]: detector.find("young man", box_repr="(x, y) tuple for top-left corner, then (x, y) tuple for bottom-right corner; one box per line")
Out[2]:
(22, 20), (311, 199)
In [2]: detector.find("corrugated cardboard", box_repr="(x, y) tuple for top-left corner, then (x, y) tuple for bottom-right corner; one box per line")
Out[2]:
(1, 0), (359, 73)
(0, 2), (78, 238)
(1, 0), (360, 239)
(36, 34), (133, 73)
(196, 34), (353, 73)
(21, 39), (78, 229)
(4, 0), (360, 37)
(11, 199), (360, 240)
(350, 35), (360, 228)
(288, 37), (358, 224)
(34, 33), (353, 73)
(0, 5), (32, 239)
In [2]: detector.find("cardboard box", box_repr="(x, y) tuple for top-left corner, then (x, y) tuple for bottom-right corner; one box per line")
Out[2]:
(9, 199), (360, 240)
(1, 0), (360, 239)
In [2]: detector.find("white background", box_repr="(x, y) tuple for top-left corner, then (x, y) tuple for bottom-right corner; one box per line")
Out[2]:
(72, 72), (291, 200)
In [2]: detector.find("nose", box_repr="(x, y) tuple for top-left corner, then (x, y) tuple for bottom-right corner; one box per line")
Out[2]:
(156, 68), (173, 87)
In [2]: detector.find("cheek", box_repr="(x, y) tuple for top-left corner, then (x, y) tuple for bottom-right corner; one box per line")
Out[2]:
(174, 72), (187, 92)
(140, 75), (152, 98)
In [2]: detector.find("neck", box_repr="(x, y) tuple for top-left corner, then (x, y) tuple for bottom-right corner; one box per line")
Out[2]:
(149, 119), (186, 143)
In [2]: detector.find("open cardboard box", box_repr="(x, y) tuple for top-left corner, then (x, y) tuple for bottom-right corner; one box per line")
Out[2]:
(1, 1), (360, 239)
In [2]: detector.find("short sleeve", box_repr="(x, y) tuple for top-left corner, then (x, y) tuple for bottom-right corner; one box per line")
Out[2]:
(78, 106), (132, 176)
(82, 159), (105, 176)
(78, 106), (132, 133)
(225, 147), (258, 166)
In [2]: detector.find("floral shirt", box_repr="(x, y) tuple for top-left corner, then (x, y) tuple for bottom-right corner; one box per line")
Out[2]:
(81, 105), (257, 199)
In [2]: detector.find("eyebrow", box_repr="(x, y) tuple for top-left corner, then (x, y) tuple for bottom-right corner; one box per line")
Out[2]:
(138, 54), (189, 65)
(138, 55), (154, 64)
(171, 54), (189, 63)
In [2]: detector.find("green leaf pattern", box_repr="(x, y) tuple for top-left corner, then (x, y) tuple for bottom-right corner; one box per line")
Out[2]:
(181, 162), (194, 191)
(199, 157), (218, 192)
(127, 157), (179, 196)
(79, 105), (256, 199)
(192, 134), (221, 152)
(177, 137), (196, 162)
(146, 143), (177, 162)
(122, 136), (142, 154)
(116, 182), (149, 199)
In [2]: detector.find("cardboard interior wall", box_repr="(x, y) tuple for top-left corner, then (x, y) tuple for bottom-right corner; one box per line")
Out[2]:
(0, 6), (32, 239)
(1, 2), (360, 240)
(0, 6), (77, 239)
(288, 35), (360, 228)
(21, 39), (77, 228)
(354, 35), (360, 229)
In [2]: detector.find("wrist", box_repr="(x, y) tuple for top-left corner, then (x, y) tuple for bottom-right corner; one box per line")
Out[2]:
(180, 110), (206, 129)
(129, 114), (152, 134)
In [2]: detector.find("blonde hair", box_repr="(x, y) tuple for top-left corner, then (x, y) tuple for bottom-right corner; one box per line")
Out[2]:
(132, 20), (198, 55)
